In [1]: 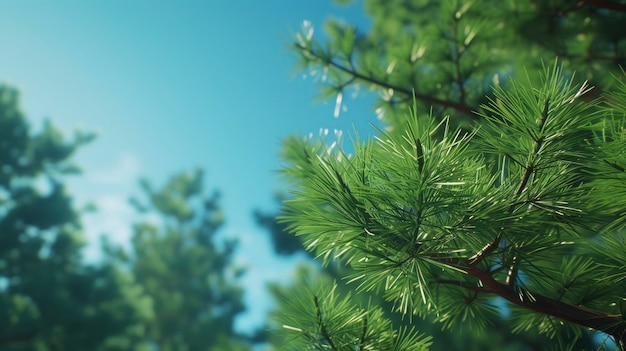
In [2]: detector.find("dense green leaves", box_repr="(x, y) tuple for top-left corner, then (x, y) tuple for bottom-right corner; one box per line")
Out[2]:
(293, 0), (625, 130)
(278, 1), (626, 348)
(0, 86), (254, 350)
(279, 64), (626, 349)
(124, 170), (251, 351)
(272, 268), (432, 351)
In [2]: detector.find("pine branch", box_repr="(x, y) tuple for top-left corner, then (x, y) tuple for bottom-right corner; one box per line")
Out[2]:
(466, 264), (626, 345)
(468, 239), (500, 267)
(314, 295), (338, 350)
(295, 43), (477, 117)
(471, 99), (550, 267)
(432, 255), (626, 344)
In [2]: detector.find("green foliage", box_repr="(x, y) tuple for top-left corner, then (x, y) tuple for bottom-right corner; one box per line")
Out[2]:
(0, 86), (152, 350)
(0, 85), (251, 350)
(274, 1), (626, 349)
(295, 0), (625, 129)
(271, 266), (432, 351)
(124, 169), (252, 351)
(254, 195), (304, 256)
(268, 267), (600, 351)
(279, 63), (626, 349)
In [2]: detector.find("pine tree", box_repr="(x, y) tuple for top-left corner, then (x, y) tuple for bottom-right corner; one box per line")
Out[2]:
(279, 61), (626, 350)
(273, 1), (626, 349)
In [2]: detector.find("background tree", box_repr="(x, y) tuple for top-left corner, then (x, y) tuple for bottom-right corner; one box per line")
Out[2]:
(122, 169), (253, 351)
(254, 196), (303, 256)
(0, 86), (154, 351)
(0, 84), (253, 351)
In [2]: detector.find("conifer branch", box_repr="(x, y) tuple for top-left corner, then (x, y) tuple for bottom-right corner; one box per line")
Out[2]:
(295, 43), (477, 117)
(604, 160), (626, 172)
(314, 295), (338, 350)
(465, 264), (626, 344)
(471, 99), (550, 267)
(469, 239), (499, 267)
(429, 255), (626, 343)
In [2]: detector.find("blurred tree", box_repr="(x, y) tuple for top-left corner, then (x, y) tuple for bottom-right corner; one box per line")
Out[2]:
(124, 169), (253, 351)
(254, 196), (303, 256)
(267, 1), (626, 350)
(0, 86), (154, 350)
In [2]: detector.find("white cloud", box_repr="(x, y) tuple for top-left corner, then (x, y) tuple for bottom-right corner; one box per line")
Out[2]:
(231, 227), (307, 333)
(87, 152), (141, 186)
(82, 194), (136, 261)
(76, 152), (142, 261)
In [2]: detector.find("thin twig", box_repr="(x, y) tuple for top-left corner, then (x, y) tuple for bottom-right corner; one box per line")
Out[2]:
(472, 99), (552, 267)
(295, 43), (478, 117)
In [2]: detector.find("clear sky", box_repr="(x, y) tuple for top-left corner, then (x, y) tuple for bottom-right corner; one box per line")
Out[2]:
(0, 1), (377, 333)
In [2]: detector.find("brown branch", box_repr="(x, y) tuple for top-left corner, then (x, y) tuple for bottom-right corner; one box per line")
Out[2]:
(468, 265), (626, 344)
(584, 0), (626, 13)
(469, 239), (500, 266)
(431, 256), (626, 344)
(295, 43), (477, 118)
(436, 279), (485, 293)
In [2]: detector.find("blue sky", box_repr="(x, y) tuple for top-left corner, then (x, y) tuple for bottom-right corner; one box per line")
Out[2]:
(0, 1), (377, 334)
